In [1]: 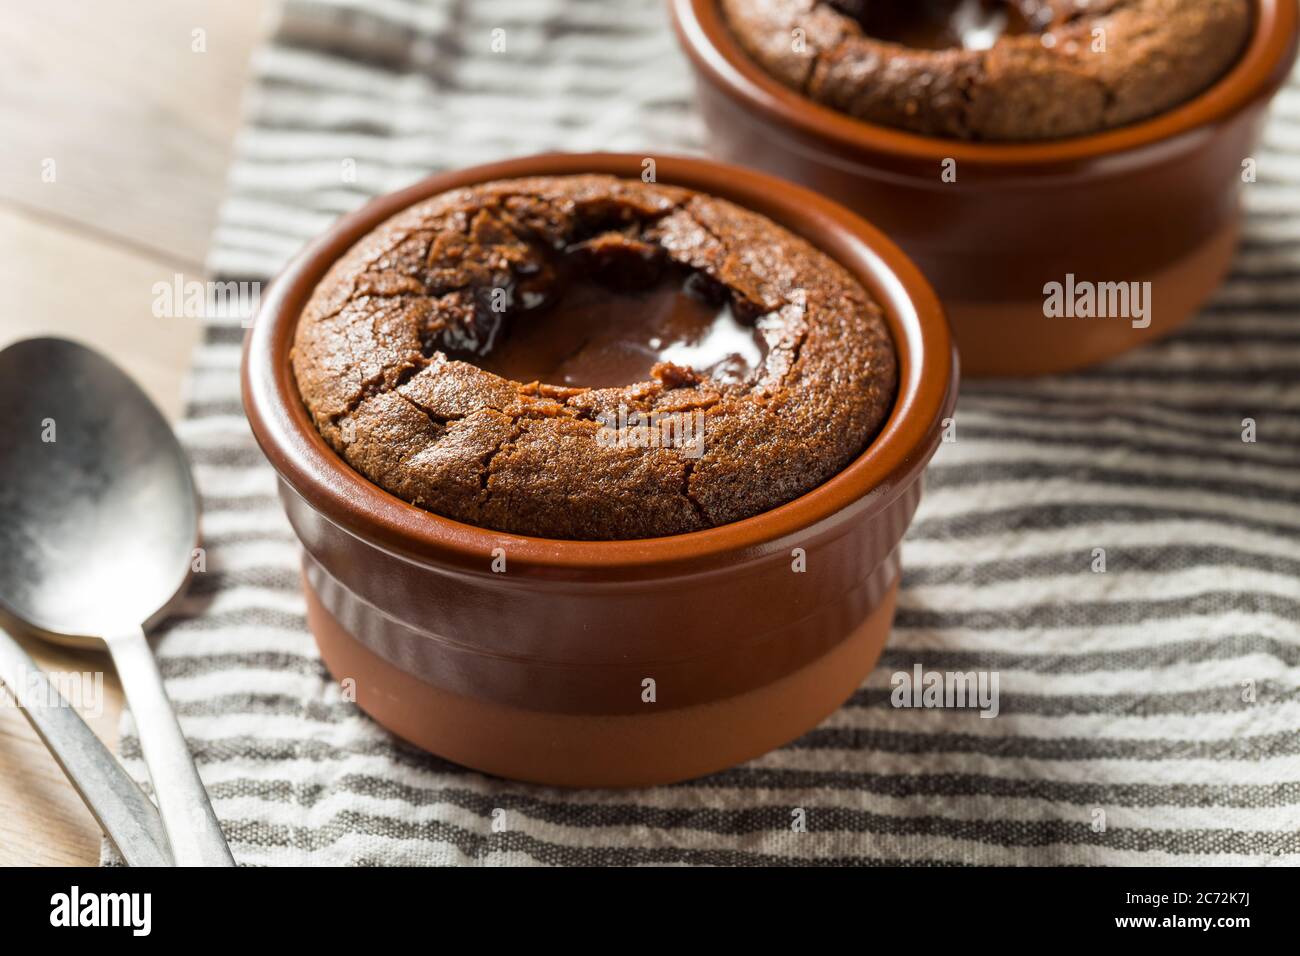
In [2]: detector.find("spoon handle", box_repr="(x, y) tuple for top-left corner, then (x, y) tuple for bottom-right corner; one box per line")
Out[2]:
(106, 626), (235, 867)
(0, 627), (173, 867)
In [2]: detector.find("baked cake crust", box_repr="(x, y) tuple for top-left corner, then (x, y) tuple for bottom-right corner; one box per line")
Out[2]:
(291, 175), (898, 541)
(722, 0), (1253, 141)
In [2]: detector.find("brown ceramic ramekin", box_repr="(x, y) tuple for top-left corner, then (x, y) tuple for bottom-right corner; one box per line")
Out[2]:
(671, 0), (1299, 377)
(242, 152), (956, 787)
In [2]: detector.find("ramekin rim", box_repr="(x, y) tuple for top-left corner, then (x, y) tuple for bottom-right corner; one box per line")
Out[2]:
(241, 152), (957, 575)
(670, 0), (1299, 172)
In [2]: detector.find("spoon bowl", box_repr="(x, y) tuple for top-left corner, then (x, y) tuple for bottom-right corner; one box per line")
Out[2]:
(0, 338), (197, 644)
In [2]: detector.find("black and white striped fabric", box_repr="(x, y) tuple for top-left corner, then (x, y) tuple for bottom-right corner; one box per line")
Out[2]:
(107, 0), (1300, 865)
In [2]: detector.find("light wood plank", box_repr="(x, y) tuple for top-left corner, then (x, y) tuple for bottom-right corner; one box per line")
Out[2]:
(0, 0), (270, 268)
(0, 204), (205, 421)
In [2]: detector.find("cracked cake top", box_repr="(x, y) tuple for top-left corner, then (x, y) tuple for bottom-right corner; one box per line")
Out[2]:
(291, 174), (897, 541)
(721, 0), (1252, 141)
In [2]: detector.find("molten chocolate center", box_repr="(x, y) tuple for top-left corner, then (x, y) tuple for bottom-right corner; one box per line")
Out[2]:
(837, 0), (1051, 51)
(451, 268), (769, 390)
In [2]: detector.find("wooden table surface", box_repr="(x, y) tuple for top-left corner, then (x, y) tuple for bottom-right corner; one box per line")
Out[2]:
(0, 0), (268, 867)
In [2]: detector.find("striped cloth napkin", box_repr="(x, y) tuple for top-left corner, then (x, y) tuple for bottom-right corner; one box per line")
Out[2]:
(107, 0), (1300, 865)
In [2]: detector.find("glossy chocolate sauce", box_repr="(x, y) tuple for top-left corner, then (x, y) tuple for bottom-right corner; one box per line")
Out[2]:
(459, 270), (769, 389)
(836, 0), (1050, 51)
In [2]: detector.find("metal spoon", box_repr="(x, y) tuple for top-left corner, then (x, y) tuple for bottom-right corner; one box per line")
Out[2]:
(0, 337), (235, 866)
(0, 627), (173, 866)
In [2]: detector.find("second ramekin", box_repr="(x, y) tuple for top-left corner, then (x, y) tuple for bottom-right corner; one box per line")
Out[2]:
(671, 0), (1299, 377)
